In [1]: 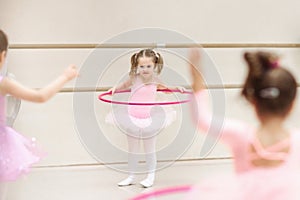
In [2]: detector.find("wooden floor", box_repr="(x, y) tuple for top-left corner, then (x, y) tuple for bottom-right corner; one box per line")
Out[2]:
(4, 159), (233, 200)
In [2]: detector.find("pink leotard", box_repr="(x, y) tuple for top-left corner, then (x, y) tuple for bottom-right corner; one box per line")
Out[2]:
(127, 80), (157, 119)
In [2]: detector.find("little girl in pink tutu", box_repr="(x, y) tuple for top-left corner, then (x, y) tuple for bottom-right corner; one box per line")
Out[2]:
(0, 29), (78, 199)
(186, 49), (300, 200)
(107, 49), (184, 188)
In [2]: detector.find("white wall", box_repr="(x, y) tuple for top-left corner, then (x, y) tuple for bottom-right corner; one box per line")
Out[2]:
(1, 0), (300, 167)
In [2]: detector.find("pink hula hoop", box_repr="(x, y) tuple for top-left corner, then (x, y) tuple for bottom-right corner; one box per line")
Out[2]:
(129, 185), (192, 200)
(98, 89), (192, 106)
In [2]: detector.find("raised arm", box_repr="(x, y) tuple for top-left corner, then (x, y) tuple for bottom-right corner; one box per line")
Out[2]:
(189, 49), (250, 146)
(0, 64), (78, 103)
(189, 49), (206, 92)
(189, 49), (212, 132)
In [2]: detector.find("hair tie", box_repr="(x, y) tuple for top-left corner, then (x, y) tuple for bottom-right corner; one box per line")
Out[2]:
(270, 60), (279, 69)
(152, 50), (159, 59)
(259, 87), (280, 99)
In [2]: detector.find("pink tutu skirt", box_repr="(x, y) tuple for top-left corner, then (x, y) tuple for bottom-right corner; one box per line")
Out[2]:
(185, 167), (300, 200)
(0, 126), (45, 182)
(105, 106), (176, 133)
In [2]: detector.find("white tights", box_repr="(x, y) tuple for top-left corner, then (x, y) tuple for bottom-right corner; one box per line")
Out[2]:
(127, 133), (157, 176)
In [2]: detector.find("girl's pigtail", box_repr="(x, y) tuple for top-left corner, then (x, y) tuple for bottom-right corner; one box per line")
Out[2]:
(154, 52), (163, 75)
(130, 53), (138, 76)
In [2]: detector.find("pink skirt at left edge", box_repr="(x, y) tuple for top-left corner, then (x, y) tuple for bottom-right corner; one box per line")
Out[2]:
(0, 126), (46, 182)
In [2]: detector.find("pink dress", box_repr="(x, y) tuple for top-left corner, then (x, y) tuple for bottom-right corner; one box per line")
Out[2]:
(105, 77), (176, 134)
(0, 76), (44, 182)
(186, 90), (300, 200)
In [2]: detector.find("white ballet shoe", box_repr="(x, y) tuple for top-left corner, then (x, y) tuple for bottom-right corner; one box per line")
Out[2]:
(117, 176), (136, 187)
(140, 178), (154, 188)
